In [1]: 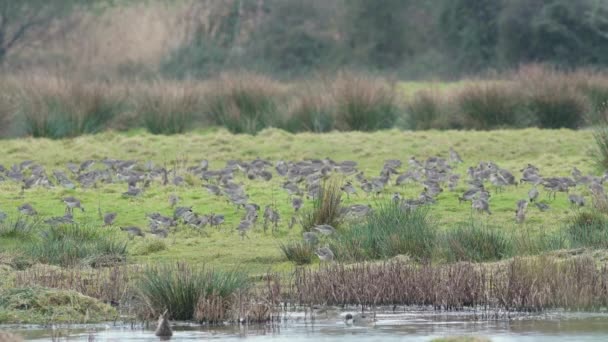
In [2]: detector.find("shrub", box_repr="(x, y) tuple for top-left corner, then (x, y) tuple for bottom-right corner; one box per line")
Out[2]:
(279, 241), (314, 265)
(566, 211), (608, 248)
(456, 83), (522, 129)
(26, 224), (127, 267)
(443, 221), (513, 262)
(137, 263), (250, 321)
(332, 72), (400, 131)
(205, 73), (284, 134)
(301, 178), (344, 232)
(19, 77), (124, 139)
(137, 81), (202, 135)
(334, 202), (436, 262)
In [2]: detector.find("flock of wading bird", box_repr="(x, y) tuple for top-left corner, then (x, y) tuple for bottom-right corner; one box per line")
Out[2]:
(1, 147), (606, 261)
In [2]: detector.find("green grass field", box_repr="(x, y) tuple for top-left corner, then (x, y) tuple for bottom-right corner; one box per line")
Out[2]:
(0, 128), (598, 273)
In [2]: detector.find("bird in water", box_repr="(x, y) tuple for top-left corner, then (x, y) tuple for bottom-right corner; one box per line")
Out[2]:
(155, 310), (173, 338)
(344, 312), (375, 326)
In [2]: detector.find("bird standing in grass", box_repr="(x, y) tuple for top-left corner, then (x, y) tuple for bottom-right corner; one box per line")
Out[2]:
(104, 212), (117, 226)
(313, 224), (336, 235)
(315, 246), (334, 262)
(63, 196), (84, 214)
(18, 203), (37, 216)
(528, 187), (539, 202)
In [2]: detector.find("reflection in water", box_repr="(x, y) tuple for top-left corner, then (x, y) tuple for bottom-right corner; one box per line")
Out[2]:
(4, 309), (608, 341)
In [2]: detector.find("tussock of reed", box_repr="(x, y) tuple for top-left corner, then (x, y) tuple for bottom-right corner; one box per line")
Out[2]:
(442, 221), (513, 262)
(292, 256), (608, 311)
(279, 241), (314, 265)
(26, 224), (128, 267)
(137, 263), (250, 321)
(405, 90), (451, 130)
(332, 72), (400, 131)
(17, 76), (125, 138)
(333, 203), (436, 262)
(456, 83), (522, 130)
(135, 80), (203, 134)
(204, 73), (285, 135)
(13, 264), (133, 304)
(283, 83), (334, 133)
(301, 178), (344, 232)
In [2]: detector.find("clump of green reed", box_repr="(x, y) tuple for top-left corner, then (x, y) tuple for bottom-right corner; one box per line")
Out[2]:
(511, 227), (568, 256)
(334, 202), (436, 262)
(19, 77), (124, 139)
(404, 90), (450, 130)
(332, 72), (400, 131)
(442, 220), (513, 262)
(26, 224), (127, 267)
(566, 211), (608, 248)
(283, 84), (335, 133)
(456, 83), (523, 130)
(515, 65), (588, 129)
(592, 124), (608, 171)
(137, 81), (202, 135)
(279, 241), (314, 265)
(137, 263), (250, 321)
(0, 218), (38, 239)
(301, 178), (344, 232)
(205, 73), (283, 134)
(132, 239), (167, 256)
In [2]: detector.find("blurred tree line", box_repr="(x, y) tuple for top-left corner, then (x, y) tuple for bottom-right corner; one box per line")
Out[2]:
(160, 0), (608, 78)
(4, 0), (608, 79)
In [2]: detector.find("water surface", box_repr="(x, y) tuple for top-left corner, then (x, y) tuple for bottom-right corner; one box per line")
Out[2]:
(5, 309), (608, 341)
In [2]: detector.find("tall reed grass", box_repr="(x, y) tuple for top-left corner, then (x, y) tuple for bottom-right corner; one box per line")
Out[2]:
(26, 224), (128, 267)
(442, 220), (513, 262)
(332, 72), (400, 131)
(205, 73), (284, 134)
(136, 81), (203, 134)
(137, 263), (250, 321)
(301, 178), (344, 232)
(333, 202), (436, 262)
(18, 77), (124, 139)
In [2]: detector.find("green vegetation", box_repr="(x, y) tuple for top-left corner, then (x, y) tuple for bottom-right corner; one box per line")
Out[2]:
(333, 203), (436, 262)
(279, 241), (315, 265)
(442, 221), (513, 262)
(137, 263), (250, 321)
(0, 286), (116, 324)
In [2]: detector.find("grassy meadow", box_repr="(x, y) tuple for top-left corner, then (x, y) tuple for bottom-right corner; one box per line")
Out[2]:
(0, 128), (596, 273)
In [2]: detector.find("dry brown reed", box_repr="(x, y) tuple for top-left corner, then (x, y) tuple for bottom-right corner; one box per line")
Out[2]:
(13, 264), (135, 304)
(331, 72), (400, 131)
(291, 256), (608, 311)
